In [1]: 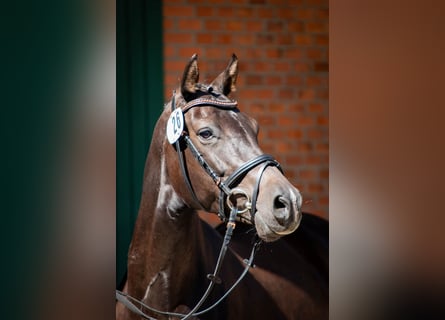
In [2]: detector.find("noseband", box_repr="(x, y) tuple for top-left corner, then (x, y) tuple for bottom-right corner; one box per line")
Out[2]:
(171, 90), (283, 223)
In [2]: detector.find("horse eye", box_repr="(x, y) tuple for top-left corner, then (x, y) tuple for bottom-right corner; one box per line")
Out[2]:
(198, 129), (213, 139)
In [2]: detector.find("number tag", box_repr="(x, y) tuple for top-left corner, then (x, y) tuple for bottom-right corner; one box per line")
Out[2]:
(166, 108), (184, 144)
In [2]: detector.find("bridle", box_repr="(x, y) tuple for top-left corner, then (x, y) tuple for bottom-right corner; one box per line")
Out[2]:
(116, 88), (283, 319)
(172, 88), (283, 223)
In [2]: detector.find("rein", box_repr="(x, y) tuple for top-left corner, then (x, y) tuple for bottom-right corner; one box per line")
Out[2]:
(117, 90), (283, 319)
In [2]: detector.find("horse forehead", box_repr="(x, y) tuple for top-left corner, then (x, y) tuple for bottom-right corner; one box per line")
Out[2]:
(191, 106), (246, 129)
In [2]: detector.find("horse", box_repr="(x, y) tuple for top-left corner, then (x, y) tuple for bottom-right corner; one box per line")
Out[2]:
(116, 54), (328, 320)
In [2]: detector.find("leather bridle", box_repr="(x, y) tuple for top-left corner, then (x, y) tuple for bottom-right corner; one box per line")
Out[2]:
(116, 89), (284, 319)
(172, 89), (283, 223)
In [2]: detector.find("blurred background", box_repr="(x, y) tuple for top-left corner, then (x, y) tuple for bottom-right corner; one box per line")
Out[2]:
(4, 0), (444, 320)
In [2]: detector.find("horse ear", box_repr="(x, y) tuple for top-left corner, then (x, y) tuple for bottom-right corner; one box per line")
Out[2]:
(181, 54), (199, 99)
(211, 53), (238, 96)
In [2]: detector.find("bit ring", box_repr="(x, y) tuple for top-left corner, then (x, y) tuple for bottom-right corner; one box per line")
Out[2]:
(226, 188), (251, 214)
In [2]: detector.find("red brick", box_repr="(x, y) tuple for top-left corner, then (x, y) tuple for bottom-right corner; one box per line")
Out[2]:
(179, 47), (201, 58)
(296, 8), (313, 19)
(164, 46), (175, 57)
(309, 103), (323, 112)
(178, 19), (202, 31)
(315, 35), (329, 45)
(233, 34), (254, 46)
(266, 76), (282, 85)
(163, 5), (194, 17)
(257, 7), (274, 18)
(240, 88), (273, 100)
(217, 34), (232, 44)
(298, 89), (316, 100)
(274, 61), (290, 72)
(226, 20), (243, 31)
(306, 0), (324, 5)
(288, 21), (304, 32)
(206, 47), (224, 59)
(307, 155), (322, 164)
(197, 33), (213, 44)
(305, 22), (327, 33)
(319, 196), (329, 205)
(288, 128), (303, 139)
(269, 103), (285, 112)
(268, 130), (285, 139)
(205, 20), (222, 30)
(163, 17), (174, 30)
(306, 76), (324, 86)
(320, 169), (329, 179)
(276, 141), (294, 153)
(307, 48), (324, 59)
(279, 89), (294, 99)
(257, 115), (276, 126)
(297, 116), (314, 126)
(289, 103), (304, 112)
(278, 117), (294, 126)
(289, 0), (304, 4)
(278, 34), (293, 45)
(249, 103), (265, 113)
(286, 155), (303, 165)
(164, 74), (179, 87)
(246, 21), (263, 32)
(267, 21), (283, 32)
(316, 142), (329, 152)
(266, 47), (284, 58)
(286, 76), (303, 86)
(245, 48), (263, 59)
(164, 33), (192, 43)
(217, 7), (234, 17)
(284, 48), (303, 59)
(299, 169), (315, 179)
(253, 61), (269, 72)
(294, 34), (312, 45)
(317, 115), (329, 125)
(293, 62), (311, 72)
(315, 9), (329, 20)
(246, 75), (263, 85)
(165, 60), (188, 72)
(317, 89), (329, 99)
(256, 34), (275, 45)
(284, 170), (296, 180)
(277, 8), (294, 19)
(235, 7), (254, 18)
(308, 128), (323, 139)
(308, 183), (324, 193)
(196, 6), (213, 17)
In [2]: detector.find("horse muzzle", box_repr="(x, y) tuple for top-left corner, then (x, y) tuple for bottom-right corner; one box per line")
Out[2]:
(253, 183), (303, 242)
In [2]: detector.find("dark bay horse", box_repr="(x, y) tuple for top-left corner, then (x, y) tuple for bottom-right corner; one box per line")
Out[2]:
(116, 54), (328, 319)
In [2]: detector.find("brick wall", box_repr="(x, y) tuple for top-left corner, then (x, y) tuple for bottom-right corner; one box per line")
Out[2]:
(163, 0), (329, 219)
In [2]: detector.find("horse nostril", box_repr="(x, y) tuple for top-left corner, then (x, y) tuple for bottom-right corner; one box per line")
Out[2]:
(273, 196), (290, 226)
(274, 196), (288, 210)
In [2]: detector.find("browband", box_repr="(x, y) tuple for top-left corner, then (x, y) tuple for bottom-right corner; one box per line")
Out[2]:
(182, 97), (238, 114)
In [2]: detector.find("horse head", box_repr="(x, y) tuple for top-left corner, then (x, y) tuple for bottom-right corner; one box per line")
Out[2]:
(162, 54), (302, 242)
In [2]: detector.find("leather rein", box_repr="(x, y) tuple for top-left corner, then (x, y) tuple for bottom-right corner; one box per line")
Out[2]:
(116, 90), (283, 319)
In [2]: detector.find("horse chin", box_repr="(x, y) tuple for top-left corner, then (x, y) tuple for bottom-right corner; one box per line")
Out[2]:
(254, 213), (302, 242)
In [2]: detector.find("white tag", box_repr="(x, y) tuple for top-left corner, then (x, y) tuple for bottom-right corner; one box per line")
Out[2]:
(166, 108), (184, 144)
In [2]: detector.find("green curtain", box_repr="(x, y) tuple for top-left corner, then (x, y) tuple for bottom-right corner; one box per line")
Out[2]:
(117, 0), (163, 287)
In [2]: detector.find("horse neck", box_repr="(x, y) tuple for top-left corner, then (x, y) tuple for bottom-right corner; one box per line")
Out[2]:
(127, 133), (204, 309)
